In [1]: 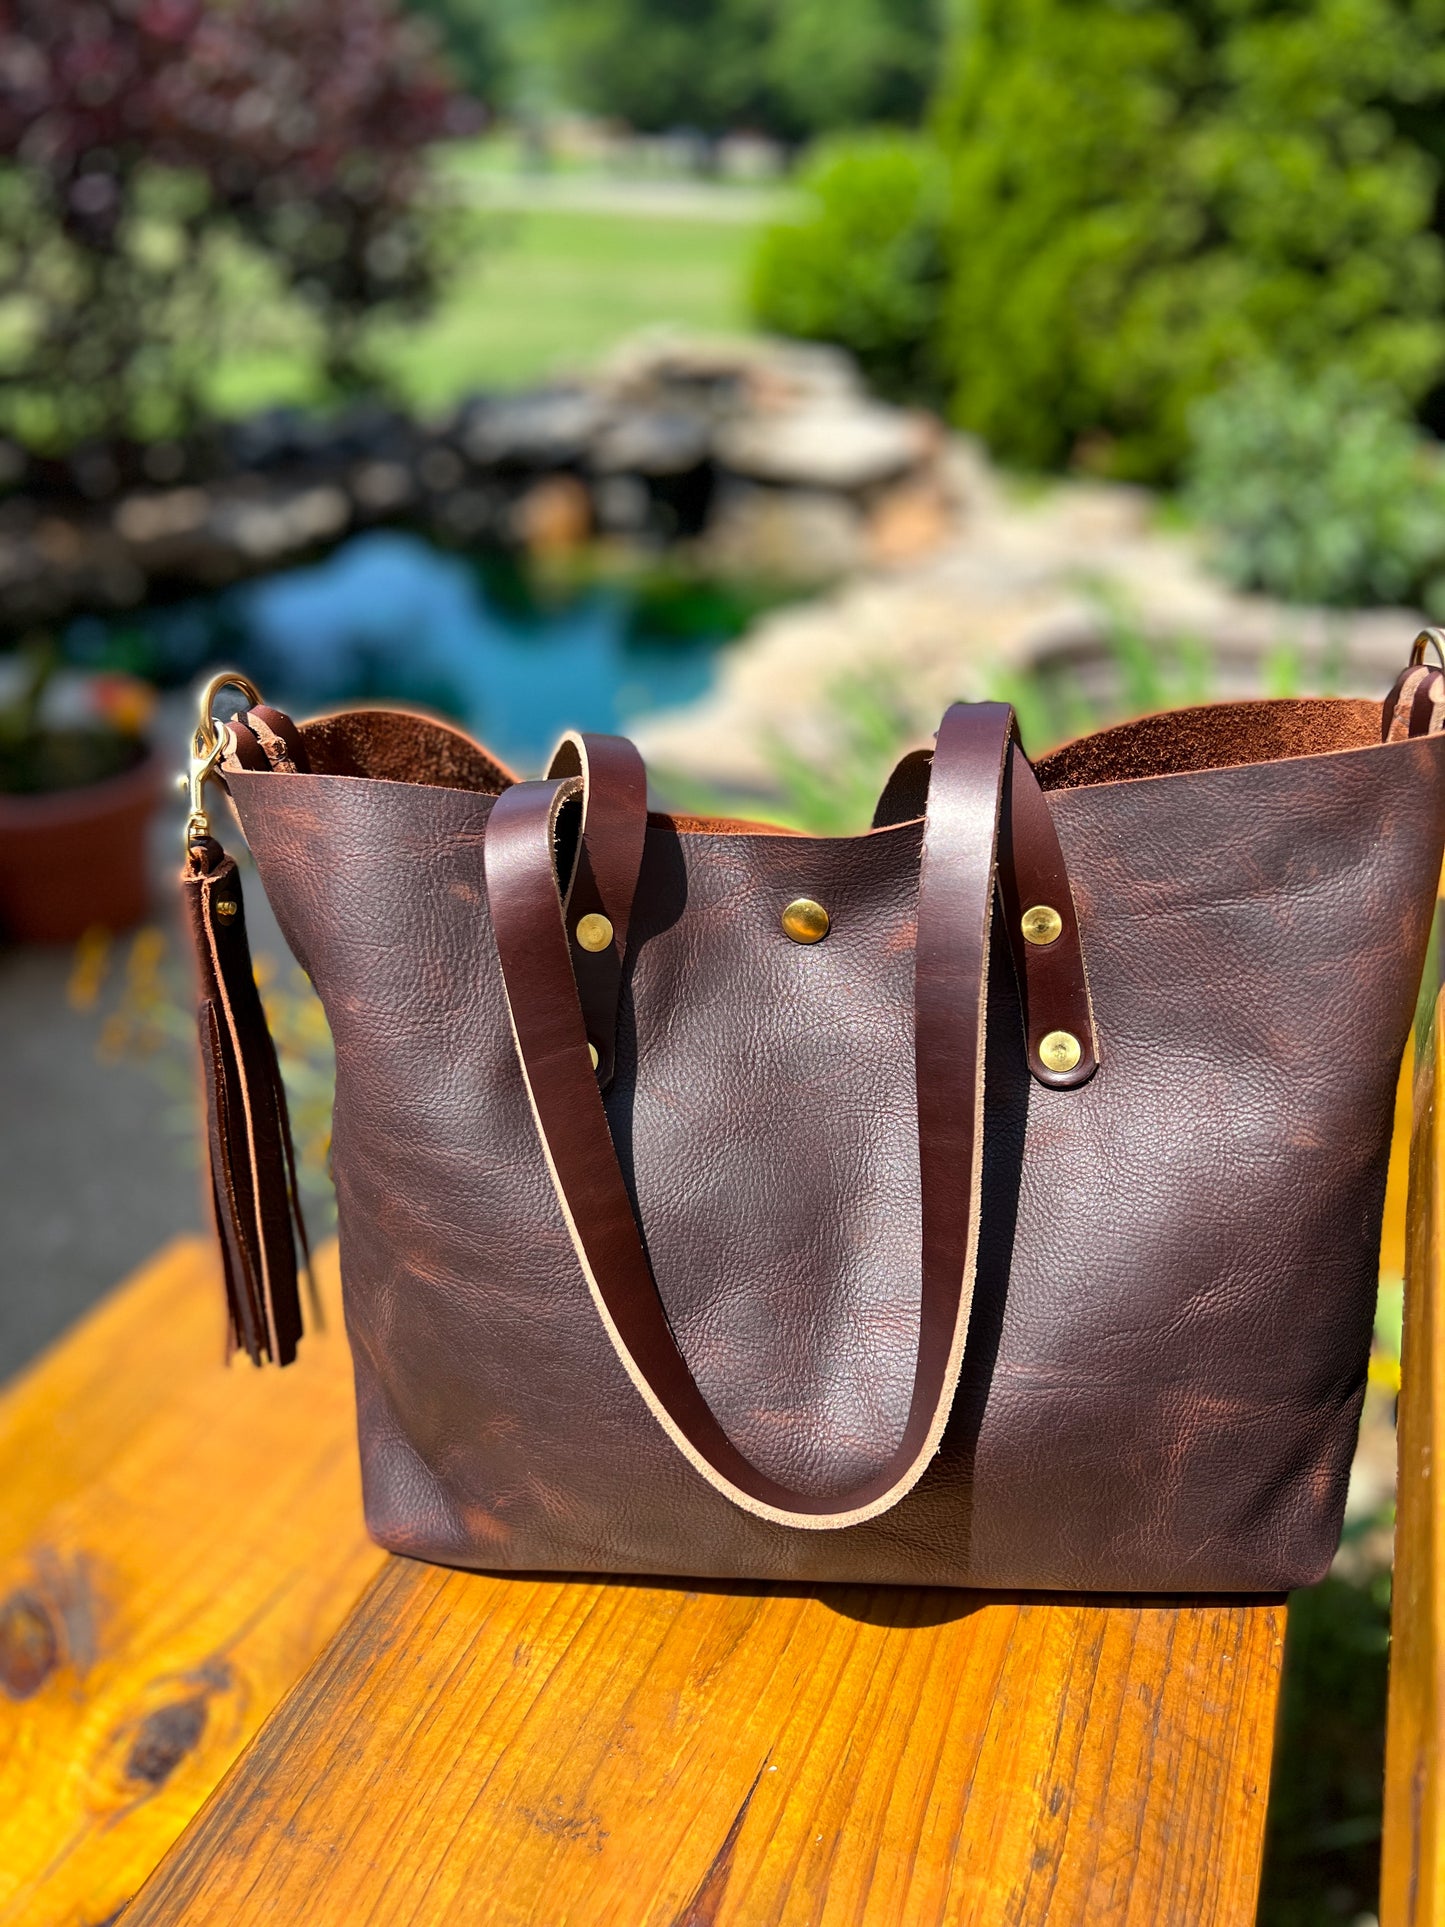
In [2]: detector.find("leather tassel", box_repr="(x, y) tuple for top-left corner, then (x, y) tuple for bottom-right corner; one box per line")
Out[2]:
(182, 834), (310, 1365)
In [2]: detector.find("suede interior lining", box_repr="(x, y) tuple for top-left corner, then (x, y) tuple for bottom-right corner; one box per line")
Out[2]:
(1033, 697), (1381, 792)
(291, 695), (1390, 831)
(654, 810), (795, 837)
(300, 709), (516, 793)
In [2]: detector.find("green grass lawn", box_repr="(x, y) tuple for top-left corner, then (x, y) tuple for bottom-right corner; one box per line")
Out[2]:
(207, 204), (762, 420)
(391, 207), (759, 402)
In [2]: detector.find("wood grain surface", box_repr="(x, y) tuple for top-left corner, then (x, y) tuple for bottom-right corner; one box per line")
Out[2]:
(1383, 985), (1445, 1927)
(1380, 1046), (1416, 1288)
(128, 1555), (1284, 1927)
(0, 1236), (382, 1927)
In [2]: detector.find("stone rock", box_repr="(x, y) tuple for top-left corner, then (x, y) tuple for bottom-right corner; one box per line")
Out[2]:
(436, 486), (504, 542)
(715, 402), (931, 492)
(458, 388), (611, 469)
(417, 446), (467, 493)
(866, 479), (953, 565)
(34, 518), (86, 566)
(210, 485), (351, 562)
(224, 408), (318, 471)
(512, 473), (592, 554)
(141, 440), (187, 485)
(592, 474), (652, 535)
(589, 409), (711, 476)
(97, 559), (147, 607)
(701, 482), (864, 583)
(222, 400), (411, 474)
(67, 448), (121, 501)
(599, 331), (862, 418)
(113, 489), (212, 545)
(324, 401), (413, 462)
(351, 461), (417, 516)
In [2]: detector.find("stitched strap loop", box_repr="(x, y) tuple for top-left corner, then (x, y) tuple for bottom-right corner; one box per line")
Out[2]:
(544, 731), (648, 1087)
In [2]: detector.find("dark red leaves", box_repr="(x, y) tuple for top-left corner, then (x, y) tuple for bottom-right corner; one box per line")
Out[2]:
(0, 0), (465, 447)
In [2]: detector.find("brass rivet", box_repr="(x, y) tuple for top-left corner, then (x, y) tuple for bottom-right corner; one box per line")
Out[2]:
(1021, 904), (1063, 947)
(1038, 1029), (1082, 1074)
(215, 900), (239, 920)
(575, 912), (613, 953)
(781, 897), (830, 944)
(588, 1041), (600, 1070)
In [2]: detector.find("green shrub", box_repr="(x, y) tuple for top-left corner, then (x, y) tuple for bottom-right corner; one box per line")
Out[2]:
(1185, 364), (1445, 610)
(935, 0), (1445, 481)
(750, 133), (948, 401)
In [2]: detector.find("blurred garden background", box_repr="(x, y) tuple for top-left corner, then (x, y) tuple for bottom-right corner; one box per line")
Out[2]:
(3, 3), (1444, 1920)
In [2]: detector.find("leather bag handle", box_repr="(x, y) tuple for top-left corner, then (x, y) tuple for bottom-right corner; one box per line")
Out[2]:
(484, 702), (1086, 1529)
(874, 736), (1098, 1087)
(1381, 630), (1445, 741)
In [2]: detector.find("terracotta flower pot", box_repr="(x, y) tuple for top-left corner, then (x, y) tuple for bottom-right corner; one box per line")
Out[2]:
(0, 748), (166, 943)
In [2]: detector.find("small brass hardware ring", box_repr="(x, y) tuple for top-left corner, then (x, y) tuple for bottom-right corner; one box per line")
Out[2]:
(781, 898), (830, 944)
(1410, 629), (1445, 670)
(1021, 904), (1063, 947)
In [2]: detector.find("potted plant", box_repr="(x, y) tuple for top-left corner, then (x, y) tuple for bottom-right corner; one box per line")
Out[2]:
(0, 640), (163, 942)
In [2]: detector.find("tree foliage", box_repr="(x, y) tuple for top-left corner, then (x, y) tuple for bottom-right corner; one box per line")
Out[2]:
(0, 0), (464, 452)
(1184, 362), (1445, 610)
(542, 0), (943, 141)
(405, 0), (520, 108)
(751, 134), (948, 400)
(932, 0), (1445, 481)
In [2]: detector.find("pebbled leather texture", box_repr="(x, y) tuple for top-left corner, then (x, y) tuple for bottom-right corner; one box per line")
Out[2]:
(226, 694), (1445, 1591)
(482, 706), (1022, 1526)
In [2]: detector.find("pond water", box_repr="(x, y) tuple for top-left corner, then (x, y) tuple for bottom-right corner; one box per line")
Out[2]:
(69, 529), (777, 773)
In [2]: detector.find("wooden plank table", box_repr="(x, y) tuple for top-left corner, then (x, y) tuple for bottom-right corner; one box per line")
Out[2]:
(0, 1241), (383, 1927)
(16, 989), (1445, 1923)
(0, 1263), (1286, 1927)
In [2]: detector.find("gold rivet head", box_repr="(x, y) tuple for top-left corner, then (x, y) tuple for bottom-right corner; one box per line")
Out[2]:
(215, 900), (239, 921)
(588, 1041), (600, 1070)
(781, 897), (830, 944)
(1038, 1029), (1082, 1074)
(1021, 904), (1063, 947)
(575, 912), (613, 953)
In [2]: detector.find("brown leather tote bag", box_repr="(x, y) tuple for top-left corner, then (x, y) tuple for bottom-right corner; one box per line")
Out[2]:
(180, 639), (1445, 1592)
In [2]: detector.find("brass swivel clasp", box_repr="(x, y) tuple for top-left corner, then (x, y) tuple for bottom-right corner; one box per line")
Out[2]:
(180, 671), (263, 852)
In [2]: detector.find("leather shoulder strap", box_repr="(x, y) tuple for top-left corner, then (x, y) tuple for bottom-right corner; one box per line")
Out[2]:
(874, 734), (1097, 1087)
(545, 731), (648, 1087)
(483, 702), (1018, 1529)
